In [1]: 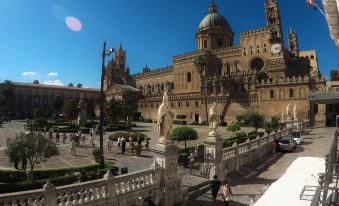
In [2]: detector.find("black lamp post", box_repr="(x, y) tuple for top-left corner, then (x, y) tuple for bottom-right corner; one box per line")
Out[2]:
(99, 42), (114, 166)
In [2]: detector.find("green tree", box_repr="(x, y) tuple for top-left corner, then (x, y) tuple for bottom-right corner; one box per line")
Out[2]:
(68, 83), (74, 87)
(77, 83), (83, 88)
(33, 108), (44, 119)
(105, 98), (122, 123)
(271, 116), (280, 131)
(236, 113), (245, 123)
(227, 122), (241, 137)
(5, 133), (58, 179)
(5, 134), (26, 170)
(53, 96), (64, 115)
(243, 111), (264, 132)
(0, 80), (14, 115)
(171, 126), (198, 151)
(34, 117), (48, 129)
(63, 99), (79, 124)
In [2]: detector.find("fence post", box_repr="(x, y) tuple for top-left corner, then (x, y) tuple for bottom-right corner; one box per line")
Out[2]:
(104, 171), (117, 205)
(43, 180), (56, 206)
(233, 142), (239, 171)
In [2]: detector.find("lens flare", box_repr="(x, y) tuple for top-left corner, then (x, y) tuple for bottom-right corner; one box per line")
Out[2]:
(65, 16), (82, 32)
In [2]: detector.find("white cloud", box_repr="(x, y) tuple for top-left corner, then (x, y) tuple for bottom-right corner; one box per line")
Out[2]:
(47, 72), (58, 77)
(22, 71), (37, 77)
(43, 80), (64, 86)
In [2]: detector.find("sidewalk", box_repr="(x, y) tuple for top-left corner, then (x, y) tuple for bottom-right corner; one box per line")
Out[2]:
(185, 127), (335, 206)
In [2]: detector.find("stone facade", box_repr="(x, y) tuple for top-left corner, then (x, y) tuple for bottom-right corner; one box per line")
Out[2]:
(133, 0), (326, 123)
(0, 82), (100, 118)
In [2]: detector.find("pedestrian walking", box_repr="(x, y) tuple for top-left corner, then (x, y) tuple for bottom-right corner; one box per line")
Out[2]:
(137, 136), (142, 146)
(55, 131), (60, 143)
(145, 137), (150, 151)
(218, 179), (232, 206)
(91, 133), (96, 147)
(211, 175), (221, 205)
(70, 140), (77, 156)
(81, 134), (86, 146)
(128, 136), (133, 150)
(121, 137), (126, 154)
(48, 131), (53, 140)
(62, 133), (67, 144)
(75, 134), (80, 147)
(107, 138), (113, 153)
(272, 141), (277, 155)
(117, 137), (121, 147)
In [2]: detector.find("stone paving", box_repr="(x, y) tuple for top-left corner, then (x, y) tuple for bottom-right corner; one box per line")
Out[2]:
(185, 127), (336, 206)
(0, 121), (247, 171)
(1, 121), (333, 206)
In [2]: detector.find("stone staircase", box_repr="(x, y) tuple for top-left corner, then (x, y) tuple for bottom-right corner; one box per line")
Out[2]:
(181, 174), (211, 201)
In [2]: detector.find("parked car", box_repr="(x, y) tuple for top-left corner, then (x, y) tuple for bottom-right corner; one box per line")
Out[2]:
(279, 137), (296, 152)
(290, 131), (303, 145)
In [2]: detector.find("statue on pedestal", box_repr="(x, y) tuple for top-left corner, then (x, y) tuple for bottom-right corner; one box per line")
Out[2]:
(286, 103), (292, 120)
(208, 102), (219, 136)
(293, 104), (297, 120)
(157, 90), (173, 143)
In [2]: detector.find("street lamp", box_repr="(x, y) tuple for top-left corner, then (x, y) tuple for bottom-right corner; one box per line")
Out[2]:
(99, 42), (114, 166)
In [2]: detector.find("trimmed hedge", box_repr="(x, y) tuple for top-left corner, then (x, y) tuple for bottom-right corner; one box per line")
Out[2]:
(109, 132), (147, 142)
(0, 164), (118, 183)
(0, 163), (118, 194)
(176, 115), (187, 120)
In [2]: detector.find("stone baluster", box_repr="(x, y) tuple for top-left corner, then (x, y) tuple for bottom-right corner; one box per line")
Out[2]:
(43, 180), (56, 206)
(104, 171), (118, 205)
(233, 142), (239, 171)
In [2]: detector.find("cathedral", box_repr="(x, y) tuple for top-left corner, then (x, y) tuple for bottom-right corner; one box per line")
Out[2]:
(112, 0), (326, 125)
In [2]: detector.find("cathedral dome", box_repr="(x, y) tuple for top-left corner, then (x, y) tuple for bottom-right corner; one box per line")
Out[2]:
(198, 0), (231, 30)
(199, 13), (230, 29)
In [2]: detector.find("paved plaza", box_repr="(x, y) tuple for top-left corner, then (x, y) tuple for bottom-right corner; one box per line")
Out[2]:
(0, 121), (335, 205)
(0, 121), (247, 171)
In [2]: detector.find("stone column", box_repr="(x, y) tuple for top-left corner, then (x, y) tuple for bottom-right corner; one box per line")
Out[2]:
(153, 141), (182, 206)
(43, 180), (56, 206)
(104, 171), (118, 205)
(203, 133), (225, 181)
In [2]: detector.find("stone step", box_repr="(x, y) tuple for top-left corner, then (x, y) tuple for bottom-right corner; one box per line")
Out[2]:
(184, 180), (211, 200)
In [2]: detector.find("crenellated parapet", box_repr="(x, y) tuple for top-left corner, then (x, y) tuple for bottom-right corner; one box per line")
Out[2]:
(256, 75), (312, 87)
(240, 27), (270, 37)
(133, 66), (173, 79)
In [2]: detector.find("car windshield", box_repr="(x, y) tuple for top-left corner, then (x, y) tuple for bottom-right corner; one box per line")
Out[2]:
(291, 132), (300, 137)
(280, 140), (290, 144)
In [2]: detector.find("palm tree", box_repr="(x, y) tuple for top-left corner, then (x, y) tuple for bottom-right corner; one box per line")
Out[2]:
(1, 80), (14, 115)
(68, 83), (74, 87)
(77, 83), (83, 88)
(193, 55), (209, 124)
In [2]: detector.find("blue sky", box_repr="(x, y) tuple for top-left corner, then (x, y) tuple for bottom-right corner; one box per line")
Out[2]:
(0, 0), (338, 88)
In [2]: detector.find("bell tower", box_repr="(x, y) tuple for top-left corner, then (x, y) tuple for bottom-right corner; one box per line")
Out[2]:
(288, 28), (299, 57)
(264, 0), (283, 43)
(114, 44), (126, 71)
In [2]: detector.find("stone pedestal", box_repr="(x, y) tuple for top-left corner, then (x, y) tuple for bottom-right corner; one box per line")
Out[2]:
(203, 133), (225, 181)
(153, 141), (182, 206)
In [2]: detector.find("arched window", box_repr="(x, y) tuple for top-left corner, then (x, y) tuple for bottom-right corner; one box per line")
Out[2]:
(289, 89), (294, 98)
(178, 102), (181, 108)
(270, 90), (275, 99)
(310, 55), (315, 59)
(290, 43), (295, 51)
(171, 82), (175, 90)
(187, 72), (192, 82)
(186, 102), (189, 107)
(217, 39), (223, 48)
(203, 40), (208, 49)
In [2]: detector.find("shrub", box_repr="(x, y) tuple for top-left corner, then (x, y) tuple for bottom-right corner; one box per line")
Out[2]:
(109, 132), (130, 141)
(171, 126), (198, 150)
(227, 123), (241, 137)
(176, 115), (187, 120)
(92, 148), (101, 156)
(178, 153), (189, 166)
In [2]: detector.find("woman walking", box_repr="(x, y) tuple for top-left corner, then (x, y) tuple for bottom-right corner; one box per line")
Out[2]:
(218, 179), (232, 206)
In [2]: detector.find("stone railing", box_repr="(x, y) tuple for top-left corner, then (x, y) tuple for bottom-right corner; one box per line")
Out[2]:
(221, 129), (292, 173)
(0, 168), (157, 206)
